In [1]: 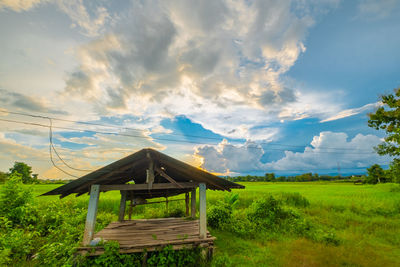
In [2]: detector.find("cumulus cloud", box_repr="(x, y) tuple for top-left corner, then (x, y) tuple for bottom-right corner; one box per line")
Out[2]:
(0, 0), (111, 37)
(0, 0), (46, 12)
(265, 132), (389, 171)
(57, 0), (111, 37)
(195, 132), (389, 174)
(195, 139), (266, 174)
(0, 88), (67, 114)
(0, 123), (166, 178)
(320, 102), (382, 123)
(62, 0), (340, 140)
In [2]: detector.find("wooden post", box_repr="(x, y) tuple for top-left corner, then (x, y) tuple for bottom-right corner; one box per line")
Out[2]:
(128, 198), (133, 220)
(83, 184), (100, 246)
(118, 190), (127, 221)
(199, 183), (206, 239)
(191, 188), (196, 219)
(185, 192), (189, 217)
(146, 153), (154, 190)
(165, 197), (169, 215)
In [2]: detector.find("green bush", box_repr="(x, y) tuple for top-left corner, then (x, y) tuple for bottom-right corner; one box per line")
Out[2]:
(0, 173), (36, 226)
(207, 202), (232, 229)
(247, 196), (290, 226)
(280, 192), (310, 208)
(0, 228), (37, 263)
(79, 241), (143, 267)
(168, 208), (185, 218)
(147, 245), (203, 267)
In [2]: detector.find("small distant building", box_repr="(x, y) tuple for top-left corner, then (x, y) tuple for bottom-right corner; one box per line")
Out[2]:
(42, 148), (244, 257)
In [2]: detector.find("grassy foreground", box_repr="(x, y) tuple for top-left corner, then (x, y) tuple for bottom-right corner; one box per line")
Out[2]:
(4, 182), (400, 266)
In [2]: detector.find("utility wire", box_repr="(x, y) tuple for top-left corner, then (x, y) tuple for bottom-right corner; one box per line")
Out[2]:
(48, 119), (80, 178)
(0, 109), (373, 152)
(48, 118), (92, 172)
(0, 117), (377, 155)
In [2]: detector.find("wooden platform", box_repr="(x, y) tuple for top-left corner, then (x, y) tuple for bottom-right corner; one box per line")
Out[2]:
(77, 218), (215, 256)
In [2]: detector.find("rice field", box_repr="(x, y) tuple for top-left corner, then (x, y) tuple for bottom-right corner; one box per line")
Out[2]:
(30, 182), (400, 266)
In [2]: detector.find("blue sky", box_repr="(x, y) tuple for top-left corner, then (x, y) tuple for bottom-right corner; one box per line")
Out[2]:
(0, 0), (399, 178)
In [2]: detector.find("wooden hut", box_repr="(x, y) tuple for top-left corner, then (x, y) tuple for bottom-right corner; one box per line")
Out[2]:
(42, 148), (244, 256)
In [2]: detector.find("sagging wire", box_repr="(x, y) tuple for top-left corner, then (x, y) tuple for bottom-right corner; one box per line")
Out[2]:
(48, 118), (89, 178)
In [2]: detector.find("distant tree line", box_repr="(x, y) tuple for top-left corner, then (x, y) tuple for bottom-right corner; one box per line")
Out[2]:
(0, 162), (68, 184)
(224, 173), (354, 183)
(224, 163), (399, 184)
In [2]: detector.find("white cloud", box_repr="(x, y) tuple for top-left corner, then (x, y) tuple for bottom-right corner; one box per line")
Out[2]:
(62, 0), (340, 140)
(0, 0), (47, 12)
(0, 0), (111, 37)
(0, 123), (166, 178)
(320, 102), (381, 123)
(57, 0), (111, 37)
(195, 139), (266, 174)
(194, 132), (390, 174)
(265, 132), (389, 172)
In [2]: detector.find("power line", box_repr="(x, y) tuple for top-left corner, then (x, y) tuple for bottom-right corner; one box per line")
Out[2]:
(48, 118), (92, 172)
(0, 109), (225, 141)
(0, 109), (373, 152)
(48, 119), (80, 178)
(0, 117), (377, 155)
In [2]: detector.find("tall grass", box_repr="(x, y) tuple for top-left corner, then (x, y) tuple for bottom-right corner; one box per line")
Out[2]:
(22, 182), (400, 266)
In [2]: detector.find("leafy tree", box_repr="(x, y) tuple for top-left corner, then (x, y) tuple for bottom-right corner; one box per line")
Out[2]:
(385, 159), (400, 183)
(265, 173), (275, 181)
(0, 173), (34, 225)
(0, 171), (8, 183)
(368, 88), (400, 157)
(366, 164), (385, 184)
(9, 162), (35, 184)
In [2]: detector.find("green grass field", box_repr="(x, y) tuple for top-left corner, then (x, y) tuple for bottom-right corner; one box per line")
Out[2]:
(3, 182), (400, 266)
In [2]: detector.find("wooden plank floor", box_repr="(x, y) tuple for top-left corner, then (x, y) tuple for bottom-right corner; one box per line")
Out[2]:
(77, 218), (215, 255)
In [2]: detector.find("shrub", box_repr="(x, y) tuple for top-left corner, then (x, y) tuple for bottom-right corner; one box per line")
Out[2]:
(207, 202), (232, 229)
(280, 192), (310, 208)
(247, 196), (290, 227)
(168, 208), (185, 218)
(0, 228), (38, 263)
(78, 241), (143, 267)
(147, 245), (203, 267)
(0, 173), (35, 226)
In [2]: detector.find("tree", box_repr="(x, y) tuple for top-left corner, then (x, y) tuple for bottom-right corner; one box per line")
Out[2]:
(385, 159), (400, 183)
(366, 164), (385, 184)
(0, 172), (33, 225)
(368, 88), (400, 157)
(0, 171), (8, 183)
(265, 173), (275, 182)
(8, 162), (34, 184)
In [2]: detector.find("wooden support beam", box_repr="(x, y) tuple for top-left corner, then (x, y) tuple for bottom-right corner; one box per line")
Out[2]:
(129, 198), (133, 220)
(118, 190), (127, 221)
(191, 188), (196, 219)
(83, 184), (100, 245)
(100, 182), (197, 191)
(146, 154), (155, 190)
(185, 192), (189, 217)
(154, 166), (183, 188)
(199, 183), (206, 239)
(165, 197), (169, 214)
(134, 198), (184, 206)
(73, 158), (147, 194)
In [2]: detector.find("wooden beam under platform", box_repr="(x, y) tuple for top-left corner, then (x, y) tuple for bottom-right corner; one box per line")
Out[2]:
(99, 182), (197, 192)
(76, 218), (215, 256)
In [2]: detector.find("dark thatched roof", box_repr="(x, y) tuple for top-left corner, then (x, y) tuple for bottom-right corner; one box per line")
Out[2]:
(42, 148), (244, 199)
